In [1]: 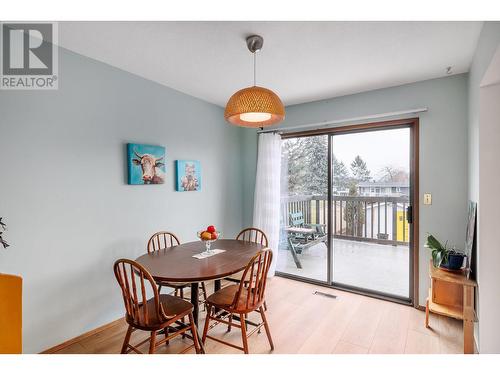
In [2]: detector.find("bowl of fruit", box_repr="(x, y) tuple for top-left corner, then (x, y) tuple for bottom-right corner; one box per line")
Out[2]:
(197, 225), (220, 254)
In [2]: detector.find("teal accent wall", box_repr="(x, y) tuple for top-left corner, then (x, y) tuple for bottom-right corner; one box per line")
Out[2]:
(0, 46), (245, 353)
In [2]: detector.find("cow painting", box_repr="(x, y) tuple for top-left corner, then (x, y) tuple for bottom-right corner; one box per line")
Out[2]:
(175, 160), (201, 192)
(127, 144), (166, 185)
(132, 151), (164, 184)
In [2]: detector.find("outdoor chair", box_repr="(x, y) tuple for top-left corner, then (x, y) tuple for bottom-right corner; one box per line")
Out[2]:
(285, 211), (327, 268)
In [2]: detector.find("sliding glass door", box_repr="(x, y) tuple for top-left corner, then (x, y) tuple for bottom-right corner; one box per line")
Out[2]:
(276, 135), (329, 282)
(331, 128), (411, 298)
(276, 121), (416, 303)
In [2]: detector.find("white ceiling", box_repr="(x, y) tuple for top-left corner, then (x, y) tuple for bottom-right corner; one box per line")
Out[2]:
(58, 21), (483, 107)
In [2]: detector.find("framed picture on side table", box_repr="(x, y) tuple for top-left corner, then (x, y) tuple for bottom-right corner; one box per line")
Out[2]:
(464, 201), (477, 279)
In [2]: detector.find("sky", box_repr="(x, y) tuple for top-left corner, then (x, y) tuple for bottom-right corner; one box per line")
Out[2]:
(332, 128), (410, 179)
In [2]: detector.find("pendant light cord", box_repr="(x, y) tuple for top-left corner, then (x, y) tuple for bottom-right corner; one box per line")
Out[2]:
(253, 52), (256, 86)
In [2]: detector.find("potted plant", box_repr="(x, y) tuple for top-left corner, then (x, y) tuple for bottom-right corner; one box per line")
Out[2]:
(0, 217), (9, 249)
(425, 234), (466, 270)
(440, 249), (467, 270)
(0, 217), (22, 354)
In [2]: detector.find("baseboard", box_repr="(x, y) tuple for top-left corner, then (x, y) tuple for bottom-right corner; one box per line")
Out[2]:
(40, 317), (124, 354)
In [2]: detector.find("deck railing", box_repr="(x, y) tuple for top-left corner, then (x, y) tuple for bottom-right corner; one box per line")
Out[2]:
(281, 194), (410, 246)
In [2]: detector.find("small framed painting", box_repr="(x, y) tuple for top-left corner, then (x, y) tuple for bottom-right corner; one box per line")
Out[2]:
(127, 143), (166, 185)
(175, 160), (201, 192)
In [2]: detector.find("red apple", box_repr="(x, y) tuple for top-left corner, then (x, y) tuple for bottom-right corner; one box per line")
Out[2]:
(211, 232), (218, 240)
(207, 225), (216, 233)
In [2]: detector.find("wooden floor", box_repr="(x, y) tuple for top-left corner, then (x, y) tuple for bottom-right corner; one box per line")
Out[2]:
(51, 277), (464, 354)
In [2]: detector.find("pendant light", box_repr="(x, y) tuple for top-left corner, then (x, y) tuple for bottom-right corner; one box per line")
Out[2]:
(224, 35), (285, 128)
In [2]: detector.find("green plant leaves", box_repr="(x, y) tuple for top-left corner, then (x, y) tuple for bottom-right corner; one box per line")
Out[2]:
(426, 234), (449, 267)
(0, 217), (9, 249)
(426, 234), (443, 251)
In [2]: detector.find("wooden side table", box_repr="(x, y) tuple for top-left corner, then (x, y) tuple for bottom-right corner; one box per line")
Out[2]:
(425, 261), (477, 354)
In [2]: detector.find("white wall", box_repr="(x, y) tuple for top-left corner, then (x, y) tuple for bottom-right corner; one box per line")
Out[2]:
(468, 22), (500, 202)
(478, 82), (500, 353)
(243, 74), (469, 307)
(0, 47), (245, 353)
(467, 21), (500, 353)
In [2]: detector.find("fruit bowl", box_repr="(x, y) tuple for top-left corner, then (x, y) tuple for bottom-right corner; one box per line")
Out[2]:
(197, 227), (221, 254)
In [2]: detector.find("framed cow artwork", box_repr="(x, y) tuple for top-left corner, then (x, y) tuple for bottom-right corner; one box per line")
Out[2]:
(175, 160), (201, 192)
(127, 143), (166, 185)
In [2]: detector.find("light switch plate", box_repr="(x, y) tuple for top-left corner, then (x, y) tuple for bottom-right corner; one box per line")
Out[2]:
(424, 193), (432, 205)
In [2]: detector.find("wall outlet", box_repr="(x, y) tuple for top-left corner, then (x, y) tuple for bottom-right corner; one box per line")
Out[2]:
(424, 193), (432, 205)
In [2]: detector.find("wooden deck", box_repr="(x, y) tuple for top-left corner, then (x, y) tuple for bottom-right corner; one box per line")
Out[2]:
(47, 277), (463, 354)
(277, 239), (410, 297)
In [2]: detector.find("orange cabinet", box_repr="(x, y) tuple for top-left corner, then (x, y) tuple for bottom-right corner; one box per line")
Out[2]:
(0, 273), (22, 353)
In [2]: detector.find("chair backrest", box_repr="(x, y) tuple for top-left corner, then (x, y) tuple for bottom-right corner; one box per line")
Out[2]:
(236, 227), (269, 247)
(232, 249), (273, 311)
(289, 212), (305, 227)
(147, 231), (180, 253)
(114, 258), (165, 327)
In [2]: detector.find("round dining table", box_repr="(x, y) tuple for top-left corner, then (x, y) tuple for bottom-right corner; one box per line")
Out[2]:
(134, 239), (266, 326)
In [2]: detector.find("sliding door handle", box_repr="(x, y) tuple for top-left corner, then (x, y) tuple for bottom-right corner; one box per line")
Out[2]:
(406, 205), (413, 224)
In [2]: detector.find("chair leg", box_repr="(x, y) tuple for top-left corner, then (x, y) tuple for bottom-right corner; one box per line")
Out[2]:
(264, 301), (268, 311)
(239, 314), (249, 354)
(188, 313), (202, 354)
(149, 331), (157, 354)
(201, 282), (208, 300)
(121, 324), (133, 354)
(201, 305), (212, 344)
(259, 306), (274, 350)
(180, 288), (186, 331)
(158, 285), (162, 294)
(425, 299), (430, 328)
(164, 326), (170, 346)
(174, 288), (178, 297)
(227, 314), (232, 332)
(201, 282), (208, 311)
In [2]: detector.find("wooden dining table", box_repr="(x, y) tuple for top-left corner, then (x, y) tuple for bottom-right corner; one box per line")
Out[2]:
(134, 239), (266, 326)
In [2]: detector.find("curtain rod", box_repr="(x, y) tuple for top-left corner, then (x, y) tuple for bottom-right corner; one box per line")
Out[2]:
(257, 107), (428, 134)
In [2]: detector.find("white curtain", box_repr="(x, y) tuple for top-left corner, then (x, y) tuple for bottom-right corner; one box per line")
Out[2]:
(253, 133), (282, 276)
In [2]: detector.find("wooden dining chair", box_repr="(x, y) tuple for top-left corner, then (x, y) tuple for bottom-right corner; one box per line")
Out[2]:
(202, 249), (274, 354)
(236, 227), (269, 246)
(226, 227), (269, 310)
(226, 227), (268, 283)
(147, 231), (208, 304)
(113, 258), (202, 354)
(147, 231), (181, 253)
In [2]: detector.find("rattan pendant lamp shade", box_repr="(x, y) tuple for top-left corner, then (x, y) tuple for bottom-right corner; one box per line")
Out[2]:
(224, 35), (285, 128)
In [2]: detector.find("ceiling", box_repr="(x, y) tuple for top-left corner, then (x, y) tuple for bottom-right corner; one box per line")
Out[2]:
(58, 21), (483, 107)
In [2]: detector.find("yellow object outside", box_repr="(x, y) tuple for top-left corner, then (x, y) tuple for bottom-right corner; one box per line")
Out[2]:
(397, 210), (410, 242)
